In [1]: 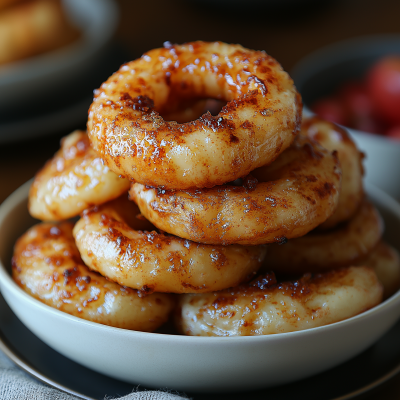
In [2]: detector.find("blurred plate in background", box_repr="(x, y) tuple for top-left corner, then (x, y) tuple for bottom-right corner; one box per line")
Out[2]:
(0, 0), (120, 144)
(0, 0), (118, 108)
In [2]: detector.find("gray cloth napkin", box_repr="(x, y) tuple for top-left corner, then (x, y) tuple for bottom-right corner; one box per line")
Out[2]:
(0, 350), (189, 400)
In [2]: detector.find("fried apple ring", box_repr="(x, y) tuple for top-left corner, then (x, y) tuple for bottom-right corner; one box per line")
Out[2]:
(356, 241), (400, 300)
(129, 134), (341, 245)
(12, 222), (175, 332)
(87, 41), (302, 189)
(176, 266), (383, 336)
(263, 199), (384, 274)
(29, 130), (130, 221)
(302, 116), (364, 229)
(73, 196), (267, 294)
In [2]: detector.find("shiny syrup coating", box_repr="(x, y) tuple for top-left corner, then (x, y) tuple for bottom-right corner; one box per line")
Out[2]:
(301, 116), (364, 229)
(355, 241), (400, 300)
(264, 198), (384, 274)
(28, 130), (130, 221)
(12, 222), (175, 331)
(87, 41), (302, 189)
(129, 134), (341, 245)
(177, 266), (383, 336)
(73, 195), (267, 294)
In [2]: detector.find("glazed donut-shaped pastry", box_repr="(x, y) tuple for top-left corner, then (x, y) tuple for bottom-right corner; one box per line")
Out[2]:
(12, 222), (175, 332)
(88, 41), (302, 189)
(356, 241), (400, 300)
(73, 196), (267, 294)
(130, 134), (341, 245)
(29, 130), (130, 221)
(302, 116), (364, 229)
(263, 199), (384, 274)
(176, 267), (383, 336)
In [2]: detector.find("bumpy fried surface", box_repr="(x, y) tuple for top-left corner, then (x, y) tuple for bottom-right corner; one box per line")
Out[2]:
(130, 134), (341, 245)
(73, 196), (267, 294)
(302, 116), (364, 229)
(357, 241), (400, 299)
(88, 41), (302, 189)
(12, 222), (175, 331)
(263, 199), (383, 273)
(177, 267), (383, 336)
(29, 130), (130, 221)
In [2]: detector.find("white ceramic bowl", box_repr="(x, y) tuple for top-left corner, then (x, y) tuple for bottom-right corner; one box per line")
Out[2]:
(0, 0), (118, 109)
(1, 181), (400, 393)
(291, 35), (400, 199)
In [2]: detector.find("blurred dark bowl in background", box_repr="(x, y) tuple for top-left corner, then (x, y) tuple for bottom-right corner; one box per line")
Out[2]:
(291, 34), (400, 199)
(291, 34), (400, 108)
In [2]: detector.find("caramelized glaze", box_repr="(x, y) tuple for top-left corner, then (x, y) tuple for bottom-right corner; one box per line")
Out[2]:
(356, 241), (400, 299)
(29, 130), (130, 221)
(264, 199), (384, 273)
(302, 116), (364, 229)
(87, 41), (302, 189)
(177, 267), (383, 336)
(12, 222), (175, 331)
(130, 134), (341, 245)
(73, 195), (267, 293)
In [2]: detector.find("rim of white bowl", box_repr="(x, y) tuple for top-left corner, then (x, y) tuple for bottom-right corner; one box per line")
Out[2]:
(0, 0), (118, 87)
(1, 179), (400, 344)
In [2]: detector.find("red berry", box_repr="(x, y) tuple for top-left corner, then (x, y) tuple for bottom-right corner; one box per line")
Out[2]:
(386, 125), (400, 140)
(339, 81), (375, 117)
(367, 56), (400, 125)
(311, 98), (348, 126)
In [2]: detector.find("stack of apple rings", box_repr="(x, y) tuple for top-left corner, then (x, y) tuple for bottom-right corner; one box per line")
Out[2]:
(261, 117), (400, 296)
(176, 117), (399, 336)
(13, 42), (395, 336)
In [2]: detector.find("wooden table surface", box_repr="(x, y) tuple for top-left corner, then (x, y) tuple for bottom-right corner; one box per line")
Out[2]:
(1, 0), (400, 398)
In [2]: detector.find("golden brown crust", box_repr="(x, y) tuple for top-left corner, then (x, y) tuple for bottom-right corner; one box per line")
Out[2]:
(88, 41), (302, 189)
(356, 241), (400, 299)
(73, 196), (267, 294)
(263, 199), (384, 274)
(177, 267), (383, 336)
(12, 222), (175, 332)
(28, 130), (130, 221)
(302, 116), (364, 229)
(130, 134), (341, 245)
